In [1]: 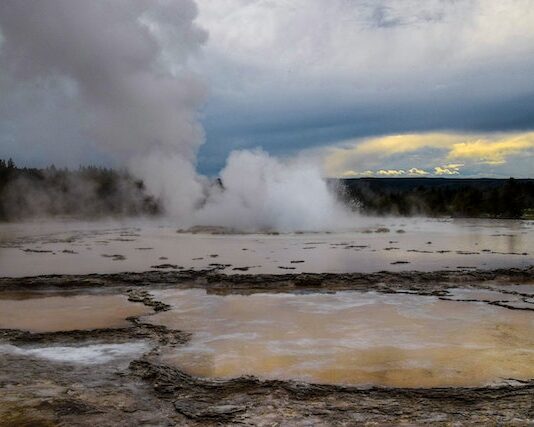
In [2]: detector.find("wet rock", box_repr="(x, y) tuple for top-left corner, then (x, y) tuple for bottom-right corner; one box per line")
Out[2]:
(208, 263), (230, 270)
(38, 398), (100, 416)
(101, 254), (126, 261)
(375, 227), (390, 233)
(1, 269), (533, 425)
(127, 289), (171, 312)
(0, 327), (138, 344)
(294, 274), (323, 287)
(151, 264), (179, 270)
(182, 225), (239, 235)
(1, 266), (533, 301)
(173, 399), (246, 420)
(131, 360), (534, 426)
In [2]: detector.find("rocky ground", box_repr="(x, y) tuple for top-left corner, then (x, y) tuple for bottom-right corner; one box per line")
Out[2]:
(0, 267), (533, 426)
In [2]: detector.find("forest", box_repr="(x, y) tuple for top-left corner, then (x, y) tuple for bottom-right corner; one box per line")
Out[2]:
(339, 177), (534, 219)
(0, 159), (159, 221)
(1, 159), (533, 221)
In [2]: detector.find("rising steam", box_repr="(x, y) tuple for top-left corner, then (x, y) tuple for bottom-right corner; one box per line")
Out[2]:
(0, 0), (353, 231)
(195, 150), (352, 231)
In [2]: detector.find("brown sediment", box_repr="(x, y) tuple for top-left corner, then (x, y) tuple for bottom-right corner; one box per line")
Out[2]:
(0, 267), (532, 425)
(150, 263), (180, 270)
(1, 265), (533, 292)
(0, 293), (152, 332)
(0, 289), (190, 425)
(130, 359), (534, 425)
(0, 351), (183, 426)
(149, 289), (534, 388)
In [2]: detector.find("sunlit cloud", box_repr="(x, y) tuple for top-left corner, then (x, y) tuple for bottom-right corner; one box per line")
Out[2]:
(346, 133), (462, 157)
(407, 168), (429, 176)
(447, 134), (534, 164)
(434, 164), (463, 175)
(341, 170), (375, 177)
(377, 169), (405, 176)
(340, 167), (430, 177)
(324, 132), (534, 177)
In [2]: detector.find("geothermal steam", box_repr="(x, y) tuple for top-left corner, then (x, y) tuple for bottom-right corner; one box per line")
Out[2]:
(0, 0), (352, 231)
(195, 150), (351, 231)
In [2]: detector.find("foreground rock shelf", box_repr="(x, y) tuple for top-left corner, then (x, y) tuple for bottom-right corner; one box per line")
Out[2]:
(0, 267), (533, 425)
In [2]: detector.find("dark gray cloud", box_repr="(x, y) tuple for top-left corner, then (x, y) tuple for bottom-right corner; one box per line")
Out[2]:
(192, 0), (534, 175)
(198, 90), (534, 175)
(1, 0), (534, 179)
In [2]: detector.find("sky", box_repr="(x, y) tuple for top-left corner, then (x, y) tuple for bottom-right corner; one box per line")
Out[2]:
(1, 0), (534, 178)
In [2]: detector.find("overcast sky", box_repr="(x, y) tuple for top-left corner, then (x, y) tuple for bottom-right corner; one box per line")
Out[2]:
(1, 0), (534, 177)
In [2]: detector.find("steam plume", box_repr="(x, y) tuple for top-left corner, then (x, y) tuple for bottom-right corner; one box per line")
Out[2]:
(0, 0), (353, 231)
(0, 0), (207, 159)
(196, 150), (351, 231)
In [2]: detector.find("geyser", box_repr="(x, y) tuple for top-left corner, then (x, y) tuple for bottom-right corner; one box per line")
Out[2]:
(0, 0), (354, 231)
(195, 149), (352, 231)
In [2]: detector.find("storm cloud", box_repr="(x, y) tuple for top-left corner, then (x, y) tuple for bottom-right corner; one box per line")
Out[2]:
(1, 0), (534, 178)
(192, 0), (534, 175)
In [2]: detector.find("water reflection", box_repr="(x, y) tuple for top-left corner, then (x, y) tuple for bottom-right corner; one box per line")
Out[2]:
(0, 218), (532, 276)
(148, 289), (534, 388)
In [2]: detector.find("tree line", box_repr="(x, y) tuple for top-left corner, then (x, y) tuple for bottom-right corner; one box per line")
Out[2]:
(339, 177), (534, 219)
(1, 159), (533, 220)
(0, 159), (159, 220)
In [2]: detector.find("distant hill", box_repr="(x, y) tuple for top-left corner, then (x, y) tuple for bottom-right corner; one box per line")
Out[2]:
(338, 177), (534, 218)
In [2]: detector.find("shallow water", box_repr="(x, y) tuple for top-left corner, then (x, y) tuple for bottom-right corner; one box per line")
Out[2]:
(0, 292), (152, 332)
(0, 218), (532, 276)
(0, 342), (149, 364)
(445, 287), (526, 302)
(147, 288), (534, 388)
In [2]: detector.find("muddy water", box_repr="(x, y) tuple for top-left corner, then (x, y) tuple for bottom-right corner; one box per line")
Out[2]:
(147, 289), (534, 388)
(0, 292), (152, 332)
(0, 218), (532, 276)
